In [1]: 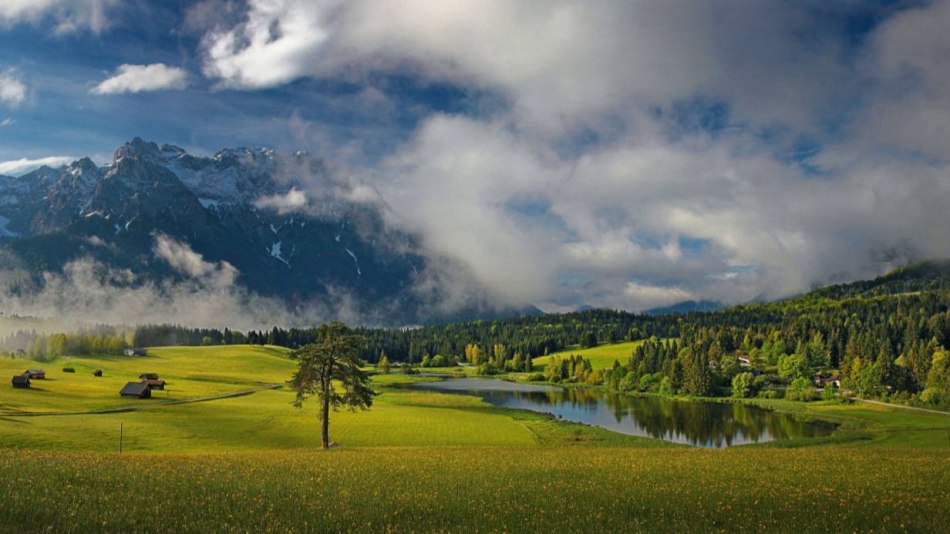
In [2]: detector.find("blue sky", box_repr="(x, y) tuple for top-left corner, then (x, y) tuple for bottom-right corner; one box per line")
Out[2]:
(2, 0), (950, 312)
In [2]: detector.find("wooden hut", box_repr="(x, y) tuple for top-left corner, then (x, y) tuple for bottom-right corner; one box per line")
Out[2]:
(24, 369), (46, 379)
(93, 369), (103, 377)
(139, 373), (165, 390)
(119, 382), (151, 399)
(11, 374), (30, 388)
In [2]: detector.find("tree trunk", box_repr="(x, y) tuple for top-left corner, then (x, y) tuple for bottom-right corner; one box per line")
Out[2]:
(321, 400), (330, 448)
(321, 375), (331, 449)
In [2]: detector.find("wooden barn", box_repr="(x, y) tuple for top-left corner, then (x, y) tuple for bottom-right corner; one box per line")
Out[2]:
(11, 374), (30, 388)
(24, 369), (45, 379)
(139, 373), (166, 390)
(120, 382), (151, 399)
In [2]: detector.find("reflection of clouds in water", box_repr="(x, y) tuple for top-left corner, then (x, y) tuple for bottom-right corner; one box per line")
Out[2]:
(415, 378), (833, 448)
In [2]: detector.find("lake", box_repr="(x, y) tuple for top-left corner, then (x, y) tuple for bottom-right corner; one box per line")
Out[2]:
(411, 378), (835, 448)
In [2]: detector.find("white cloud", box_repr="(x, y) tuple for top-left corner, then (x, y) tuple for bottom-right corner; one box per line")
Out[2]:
(0, 118), (13, 127)
(381, 115), (560, 306)
(201, 0), (339, 89)
(622, 283), (693, 312)
(92, 64), (188, 95)
(0, 70), (26, 107)
(253, 188), (308, 214)
(153, 234), (236, 288)
(0, 156), (73, 176)
(198, 1), (950, 311)
(0, 0), (118, 34)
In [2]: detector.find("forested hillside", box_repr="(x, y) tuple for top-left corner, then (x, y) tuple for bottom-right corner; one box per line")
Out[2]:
(7, 260), (950, 409)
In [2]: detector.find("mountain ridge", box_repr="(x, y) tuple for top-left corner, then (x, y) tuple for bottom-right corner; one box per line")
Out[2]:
(0, 138), (529, 326)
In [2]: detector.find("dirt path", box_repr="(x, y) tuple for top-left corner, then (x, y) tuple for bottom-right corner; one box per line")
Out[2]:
(0, 383), (282, 417)
(853, 397), (950, 416)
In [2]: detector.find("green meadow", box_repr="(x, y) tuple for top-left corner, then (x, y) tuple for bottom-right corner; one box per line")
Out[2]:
(1, 344), (948, 532)
(533, 340), (647, 369)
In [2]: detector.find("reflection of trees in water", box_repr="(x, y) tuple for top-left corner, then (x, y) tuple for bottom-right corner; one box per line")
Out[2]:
(483, 387), (830, 447)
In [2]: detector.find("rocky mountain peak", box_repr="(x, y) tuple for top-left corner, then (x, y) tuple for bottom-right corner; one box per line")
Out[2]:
(113, 137), (162, 164)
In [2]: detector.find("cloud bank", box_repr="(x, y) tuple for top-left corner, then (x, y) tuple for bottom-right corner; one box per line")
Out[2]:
(92, 64), (188, 95)
(0, 236), (365, 332)
(187, 0), (950, 311)
(0, 156), (74, 176)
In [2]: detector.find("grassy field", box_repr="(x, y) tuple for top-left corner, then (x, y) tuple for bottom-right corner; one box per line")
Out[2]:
(0, 346), (657, 452)
(533, 340), (647, 369)
(1, 447), (946, 532)
(1, 344), (948, 532)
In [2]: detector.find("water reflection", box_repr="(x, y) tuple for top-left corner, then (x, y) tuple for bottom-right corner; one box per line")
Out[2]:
(412, 378), (834, 448)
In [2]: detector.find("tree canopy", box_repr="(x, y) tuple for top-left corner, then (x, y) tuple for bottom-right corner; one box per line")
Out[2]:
(288, 322), (375, 449)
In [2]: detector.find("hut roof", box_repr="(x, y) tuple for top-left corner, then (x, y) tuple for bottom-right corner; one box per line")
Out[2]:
(12, 374), (30, 386)
(25, 369), (44, 375)
(120, 381), (151, 398)
(139, 373), (159, 380)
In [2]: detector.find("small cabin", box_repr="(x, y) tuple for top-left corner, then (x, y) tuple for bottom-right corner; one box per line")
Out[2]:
(120, 381), (151, 399)
(24, 369), (45, 380)
(11, 374), (30, 388)
(138, 373), (165, 390)
(143, 379), (166, 390)
(93, 369), (103, 377)
(125, 348), (148, 357)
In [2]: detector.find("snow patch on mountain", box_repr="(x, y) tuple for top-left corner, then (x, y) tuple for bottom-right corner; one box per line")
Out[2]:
(344, 247), (361, 276)
(199, 198), (220, 210)
(270, 241), (290, 267)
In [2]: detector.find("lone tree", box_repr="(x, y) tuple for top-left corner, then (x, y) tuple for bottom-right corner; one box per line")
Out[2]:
(289, 322), (376, 449)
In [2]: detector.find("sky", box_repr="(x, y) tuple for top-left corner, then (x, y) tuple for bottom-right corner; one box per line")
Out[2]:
(2, 0), (950, 313)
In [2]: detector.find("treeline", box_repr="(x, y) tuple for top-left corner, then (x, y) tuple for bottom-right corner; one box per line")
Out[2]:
(133, 309), (680, 363)
(358, 309), (679, 363)
(1, 327), (131, 362)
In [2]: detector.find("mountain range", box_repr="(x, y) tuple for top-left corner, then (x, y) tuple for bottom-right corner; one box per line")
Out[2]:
(0, 138), (521, 325)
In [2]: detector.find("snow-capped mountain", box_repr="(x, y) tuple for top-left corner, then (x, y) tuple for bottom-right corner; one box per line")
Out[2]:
(0, 138), (433, 323)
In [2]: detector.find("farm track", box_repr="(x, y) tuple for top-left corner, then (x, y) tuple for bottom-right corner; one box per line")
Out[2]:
(0, 383), (282, 417)
(853, 397), (950, 416)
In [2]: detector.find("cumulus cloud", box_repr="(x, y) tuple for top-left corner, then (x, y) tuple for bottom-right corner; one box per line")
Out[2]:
(0, 0), (118, 34)
(0, 156), (73, 176)
(92, 64), (188, 95)
(201, 0), (340, 89)
(182, 1), (950, 310)
(0, 70), (26, 107)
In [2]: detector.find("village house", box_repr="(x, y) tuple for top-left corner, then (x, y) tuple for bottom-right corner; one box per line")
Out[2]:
(24, 369), (45, 379)
(814, 372), (841, 389)
(119, 382), (151, 399)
